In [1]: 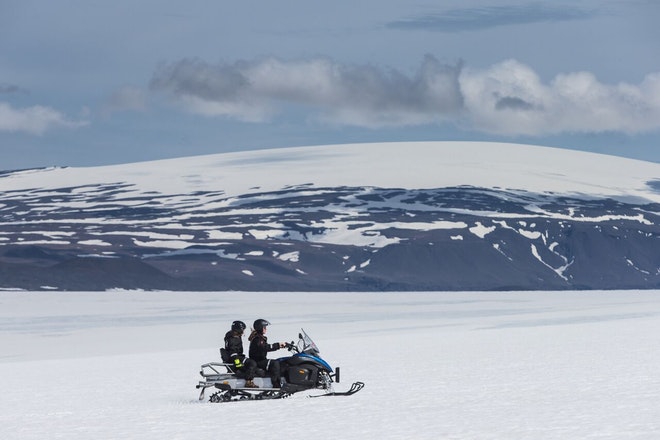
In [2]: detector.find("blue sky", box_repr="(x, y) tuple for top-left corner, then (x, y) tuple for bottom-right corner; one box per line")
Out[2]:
(1, 0), (659, 170)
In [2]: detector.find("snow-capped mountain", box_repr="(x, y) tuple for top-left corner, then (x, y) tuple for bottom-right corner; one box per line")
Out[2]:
(1, 141), (658, 291)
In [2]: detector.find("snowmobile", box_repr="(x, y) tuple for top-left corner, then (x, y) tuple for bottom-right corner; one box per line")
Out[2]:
(196, 329), (364, 402)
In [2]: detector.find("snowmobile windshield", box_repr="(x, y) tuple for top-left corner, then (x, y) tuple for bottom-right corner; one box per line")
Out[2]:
(299, 328), (320, 356)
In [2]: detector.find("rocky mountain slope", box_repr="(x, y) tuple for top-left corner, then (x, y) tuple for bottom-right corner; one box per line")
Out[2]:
(1, 142), (658, 291)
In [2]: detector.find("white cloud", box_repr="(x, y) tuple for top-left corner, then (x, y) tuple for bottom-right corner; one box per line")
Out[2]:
(150, 56), (660, 136)
(0, 102), (88, 135)
(150, 55), (463, 127)
(460, 59), (660, 135)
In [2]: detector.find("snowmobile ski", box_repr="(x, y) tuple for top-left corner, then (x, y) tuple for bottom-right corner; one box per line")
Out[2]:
(309, 381), (364, 397)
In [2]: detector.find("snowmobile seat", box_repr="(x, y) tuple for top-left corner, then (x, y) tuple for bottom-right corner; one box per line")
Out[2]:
(220, 348), (262, 377)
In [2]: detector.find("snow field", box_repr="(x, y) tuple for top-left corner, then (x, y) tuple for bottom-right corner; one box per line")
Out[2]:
(1, 290), (660, 439)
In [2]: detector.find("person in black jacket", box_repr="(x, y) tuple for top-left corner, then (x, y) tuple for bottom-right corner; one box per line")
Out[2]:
(248, 319), (287, 388)
(224, 320), (258, 388)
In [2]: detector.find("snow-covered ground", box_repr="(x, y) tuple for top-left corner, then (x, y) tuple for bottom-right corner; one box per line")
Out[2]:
(2, 290), (660, 439)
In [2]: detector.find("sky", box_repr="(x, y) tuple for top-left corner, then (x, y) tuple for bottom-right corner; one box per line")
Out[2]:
(1, 0), (659, 170)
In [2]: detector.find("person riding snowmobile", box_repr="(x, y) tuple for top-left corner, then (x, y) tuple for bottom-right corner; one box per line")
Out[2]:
(224, 320), (258, 388)
(248, 319), (287, 388)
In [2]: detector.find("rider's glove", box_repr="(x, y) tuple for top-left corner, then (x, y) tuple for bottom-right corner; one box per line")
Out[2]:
(233, 358), (243, 369)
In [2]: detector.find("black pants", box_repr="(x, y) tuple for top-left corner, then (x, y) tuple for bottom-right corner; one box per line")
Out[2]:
(238, 358), (257, 380)
(254, 359), (281, 388)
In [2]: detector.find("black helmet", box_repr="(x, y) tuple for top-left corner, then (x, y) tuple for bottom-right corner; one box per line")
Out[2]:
(231, 320), (246, 333)
(253, 319), (271, 332)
